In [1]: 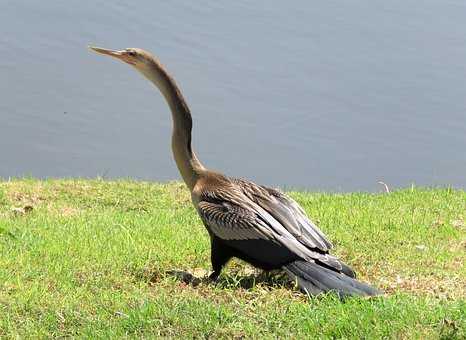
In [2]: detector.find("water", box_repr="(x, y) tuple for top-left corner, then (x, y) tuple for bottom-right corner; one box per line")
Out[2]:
(1, 1), (465, 191)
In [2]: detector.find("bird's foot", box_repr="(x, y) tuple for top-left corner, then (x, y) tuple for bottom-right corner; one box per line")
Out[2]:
(207, 271), (220, 282)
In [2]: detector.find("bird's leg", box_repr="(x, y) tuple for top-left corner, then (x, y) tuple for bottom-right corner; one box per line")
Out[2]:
(209, 237), (233, 281)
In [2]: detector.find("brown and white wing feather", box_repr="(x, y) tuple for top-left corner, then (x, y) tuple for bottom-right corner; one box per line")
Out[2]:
(197, 200), (271, 241)
(233, 178), (333, 251)
(197, 186), (343, 271)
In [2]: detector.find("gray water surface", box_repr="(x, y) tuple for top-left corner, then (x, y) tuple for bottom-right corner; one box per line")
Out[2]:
(1, 1), (466, 191)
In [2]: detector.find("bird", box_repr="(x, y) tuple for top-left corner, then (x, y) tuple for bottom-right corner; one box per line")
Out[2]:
(89, 46), (381, 297)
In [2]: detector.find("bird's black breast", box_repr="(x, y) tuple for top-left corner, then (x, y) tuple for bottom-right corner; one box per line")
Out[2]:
(218, 237), (299, 270)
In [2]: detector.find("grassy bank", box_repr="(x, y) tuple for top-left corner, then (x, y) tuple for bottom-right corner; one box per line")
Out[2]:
(0, 179), (464, 338)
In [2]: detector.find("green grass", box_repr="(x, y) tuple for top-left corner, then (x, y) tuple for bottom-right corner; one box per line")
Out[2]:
(0, 179), (464, 338)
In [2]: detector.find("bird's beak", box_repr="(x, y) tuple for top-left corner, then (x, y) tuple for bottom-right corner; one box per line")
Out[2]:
(88, 46), (135, 65)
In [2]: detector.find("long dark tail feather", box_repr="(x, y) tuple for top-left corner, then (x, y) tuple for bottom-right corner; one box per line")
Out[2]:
(283, 260), (381, 298)
(340, 262), (357, 279)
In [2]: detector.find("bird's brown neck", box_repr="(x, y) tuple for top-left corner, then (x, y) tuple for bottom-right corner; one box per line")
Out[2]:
(142, 62), (205, 190)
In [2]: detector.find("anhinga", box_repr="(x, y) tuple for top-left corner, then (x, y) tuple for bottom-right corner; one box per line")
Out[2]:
(89, 46), (380, 297)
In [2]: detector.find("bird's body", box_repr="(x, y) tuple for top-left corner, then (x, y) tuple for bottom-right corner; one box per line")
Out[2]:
(89, 46), (381, 297)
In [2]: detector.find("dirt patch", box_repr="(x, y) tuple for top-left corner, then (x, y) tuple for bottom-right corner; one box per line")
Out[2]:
(378, 271), (465, 299)
(61, 206), (79, 216)
(3, 182), (50, 211)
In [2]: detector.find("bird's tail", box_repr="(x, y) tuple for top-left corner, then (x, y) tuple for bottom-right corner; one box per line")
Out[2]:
(283, 260), (381, 298)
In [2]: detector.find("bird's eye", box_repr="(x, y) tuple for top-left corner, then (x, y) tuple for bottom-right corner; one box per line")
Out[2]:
(127, 50), (136, 56)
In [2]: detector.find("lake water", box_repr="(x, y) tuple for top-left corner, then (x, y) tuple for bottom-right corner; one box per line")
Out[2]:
(1, 1), (465, 191)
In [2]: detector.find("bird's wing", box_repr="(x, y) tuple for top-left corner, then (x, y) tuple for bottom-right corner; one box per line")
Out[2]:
(197, 198), (269, 241)
(197, 185), (342, 270)
(233, 178), (333, 252)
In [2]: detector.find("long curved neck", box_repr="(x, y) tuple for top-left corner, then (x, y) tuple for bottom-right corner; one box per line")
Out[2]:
(141, 62), (205, 190)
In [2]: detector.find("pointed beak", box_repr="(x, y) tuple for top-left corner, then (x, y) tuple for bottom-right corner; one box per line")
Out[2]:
(88, 46), (135, 65)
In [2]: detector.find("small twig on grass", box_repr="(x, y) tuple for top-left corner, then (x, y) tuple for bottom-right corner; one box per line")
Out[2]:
(377, 181), (390, 193)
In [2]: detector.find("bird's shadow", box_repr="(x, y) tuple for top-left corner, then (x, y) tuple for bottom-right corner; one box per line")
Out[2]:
(165, 269), (293, 290)
(162, 270), (384, 302)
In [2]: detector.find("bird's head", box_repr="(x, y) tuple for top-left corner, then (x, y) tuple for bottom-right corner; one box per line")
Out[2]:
(89, 46), (158, 69)
(89, 45), (176, 96)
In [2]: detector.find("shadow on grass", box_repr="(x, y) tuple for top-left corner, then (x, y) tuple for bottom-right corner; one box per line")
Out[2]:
(163, 270), (385, 303)
(132, 267), (383, 302)
(165, 269), (293, 290)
